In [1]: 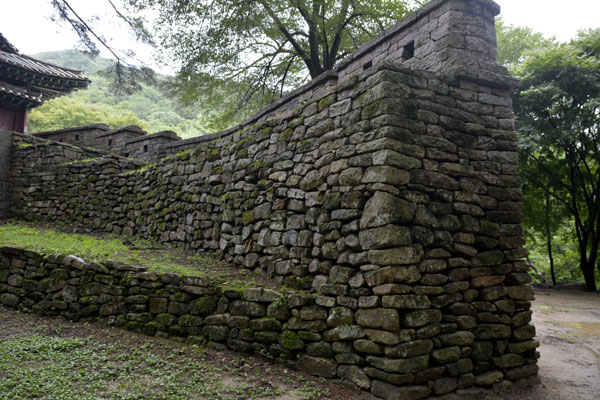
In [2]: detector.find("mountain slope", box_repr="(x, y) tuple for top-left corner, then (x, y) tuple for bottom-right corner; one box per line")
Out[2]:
(27, 50), (208, 138)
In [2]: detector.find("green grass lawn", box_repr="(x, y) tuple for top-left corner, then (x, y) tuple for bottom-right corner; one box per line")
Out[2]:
(0, 220), (284, 292)
(0, 221), (213, 277)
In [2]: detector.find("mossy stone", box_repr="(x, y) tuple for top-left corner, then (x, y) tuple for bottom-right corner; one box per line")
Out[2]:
(189, 296), (219, 316)
(280, 331), (304, 350)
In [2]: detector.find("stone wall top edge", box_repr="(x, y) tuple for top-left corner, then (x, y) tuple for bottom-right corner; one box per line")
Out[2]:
(32, 123), (111, 137)
(97, 125), (147, 138)
(126, 130), (182, 145)
(0, 245), (293, 295)
(164, 71), (340, 151)
(333, 0), (446, 73)
(164, 57), (514, 153)
(12, 131), (117, 158)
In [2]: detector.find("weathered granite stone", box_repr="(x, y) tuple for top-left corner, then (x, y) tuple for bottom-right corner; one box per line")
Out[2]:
(360, 191), (416, 229)
(371, 380), (431, 400)
(356, 308), (400, 331)
(297, 355), (337, 378)
(401, 310), (442, 328)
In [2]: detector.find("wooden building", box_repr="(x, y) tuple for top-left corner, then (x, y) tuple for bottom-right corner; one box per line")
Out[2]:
(0, 32), (89, 133)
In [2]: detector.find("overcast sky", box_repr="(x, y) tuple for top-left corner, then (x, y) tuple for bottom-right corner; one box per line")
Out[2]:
(1, 0), (599, 74)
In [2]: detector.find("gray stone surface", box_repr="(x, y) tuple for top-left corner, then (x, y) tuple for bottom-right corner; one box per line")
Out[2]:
(0, 130), (12, 219)
(2, 1), (538, 398)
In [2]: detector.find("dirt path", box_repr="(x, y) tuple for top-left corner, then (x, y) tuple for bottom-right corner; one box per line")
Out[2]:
(529, 288), (600, 399)
(483, 287), (600, 400)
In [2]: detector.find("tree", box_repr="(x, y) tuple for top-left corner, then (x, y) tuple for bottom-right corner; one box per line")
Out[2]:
(495, 17), (554, 72)
(50, 0), (420, 129)
(495, 20), (564, 285)
(125, 0), (416, 124)
(513, 29), (600, 291)
(28, 97), (146, 132)
(50, 0), (156, 94)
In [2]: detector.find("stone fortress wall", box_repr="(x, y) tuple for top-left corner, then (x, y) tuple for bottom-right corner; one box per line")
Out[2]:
(32, 0), (514, 163)
(1, 1), (538, 399)
(33, 124), (183, 161)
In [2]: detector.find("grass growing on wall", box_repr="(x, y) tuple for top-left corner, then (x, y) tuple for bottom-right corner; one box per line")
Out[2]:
(0, 222), (209, 277)
(0, 221), (282, 291)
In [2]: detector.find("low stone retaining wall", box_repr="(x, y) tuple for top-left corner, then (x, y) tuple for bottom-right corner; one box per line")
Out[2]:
(0, 245), (539, 399)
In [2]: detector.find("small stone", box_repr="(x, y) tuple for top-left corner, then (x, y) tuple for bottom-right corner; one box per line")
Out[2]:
(355, 308), (400, 331)
(337, 365), (371, 389)
(360, 191), (416, 229)
(327, 307), (354, 327)
(366, 355), (430, 374)
(297, 355), (336, 378)
(0, 293), (20, 307)
(323, 325), (365, 341)
(432, 346), (461, 363)
(384, 340), (433, 358)
(354, 339), (384, 354)
(475, 370), (504, 385)
(307, 341), (333, 358)
(359, 225), (411, 249)
(368, 245), (424, 266)
(475, 324), (512, 339)
(364, 266), (421, 286)
(381, 295), (430, 309)
(505, 364), (539, 380)
(401, 310), (442, 327)
(371, 380), (431, 400)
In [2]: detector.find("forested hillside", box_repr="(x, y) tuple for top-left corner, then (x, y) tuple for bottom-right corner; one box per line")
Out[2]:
(27, 50), (213, 138)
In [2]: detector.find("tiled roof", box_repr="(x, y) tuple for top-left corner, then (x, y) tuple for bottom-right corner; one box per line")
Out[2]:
(0, 79), (42, 106)
(0, 51), (89, 82)
(0, 32), (19, 54)
(0, 32), (90, 104)
(33, 123), (110, 137)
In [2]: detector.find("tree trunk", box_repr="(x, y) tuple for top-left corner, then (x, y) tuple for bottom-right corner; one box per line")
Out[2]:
(545, 193), (557, 286)
(581, 262), (597, 291)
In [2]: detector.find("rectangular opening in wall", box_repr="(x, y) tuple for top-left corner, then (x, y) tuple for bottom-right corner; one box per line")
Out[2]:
(143, 145), (148, 153)
(363, 60), (373, 71)
(74, 135), (79, 141)
(108, 139), (112, 146)
(402, 41), (415, 61)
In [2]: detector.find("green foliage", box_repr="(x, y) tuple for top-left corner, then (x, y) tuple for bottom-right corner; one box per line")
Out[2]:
(514, 29), (600, 291)
(27, 50), (223, 137)
(526, 223), (586, 284)
(31, 50), (114, 73)
(126, 0), (419, 127)
(0, 222), (210, 276)
(28, 97), (144, 132)
(0, 313), (338, 400)
(495, 17), (554, 71)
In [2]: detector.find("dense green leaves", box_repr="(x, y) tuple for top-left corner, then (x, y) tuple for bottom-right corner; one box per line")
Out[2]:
(495, 18), (554, 72)
(513, 29), (600, 291)
(28, 97), (144, 133)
